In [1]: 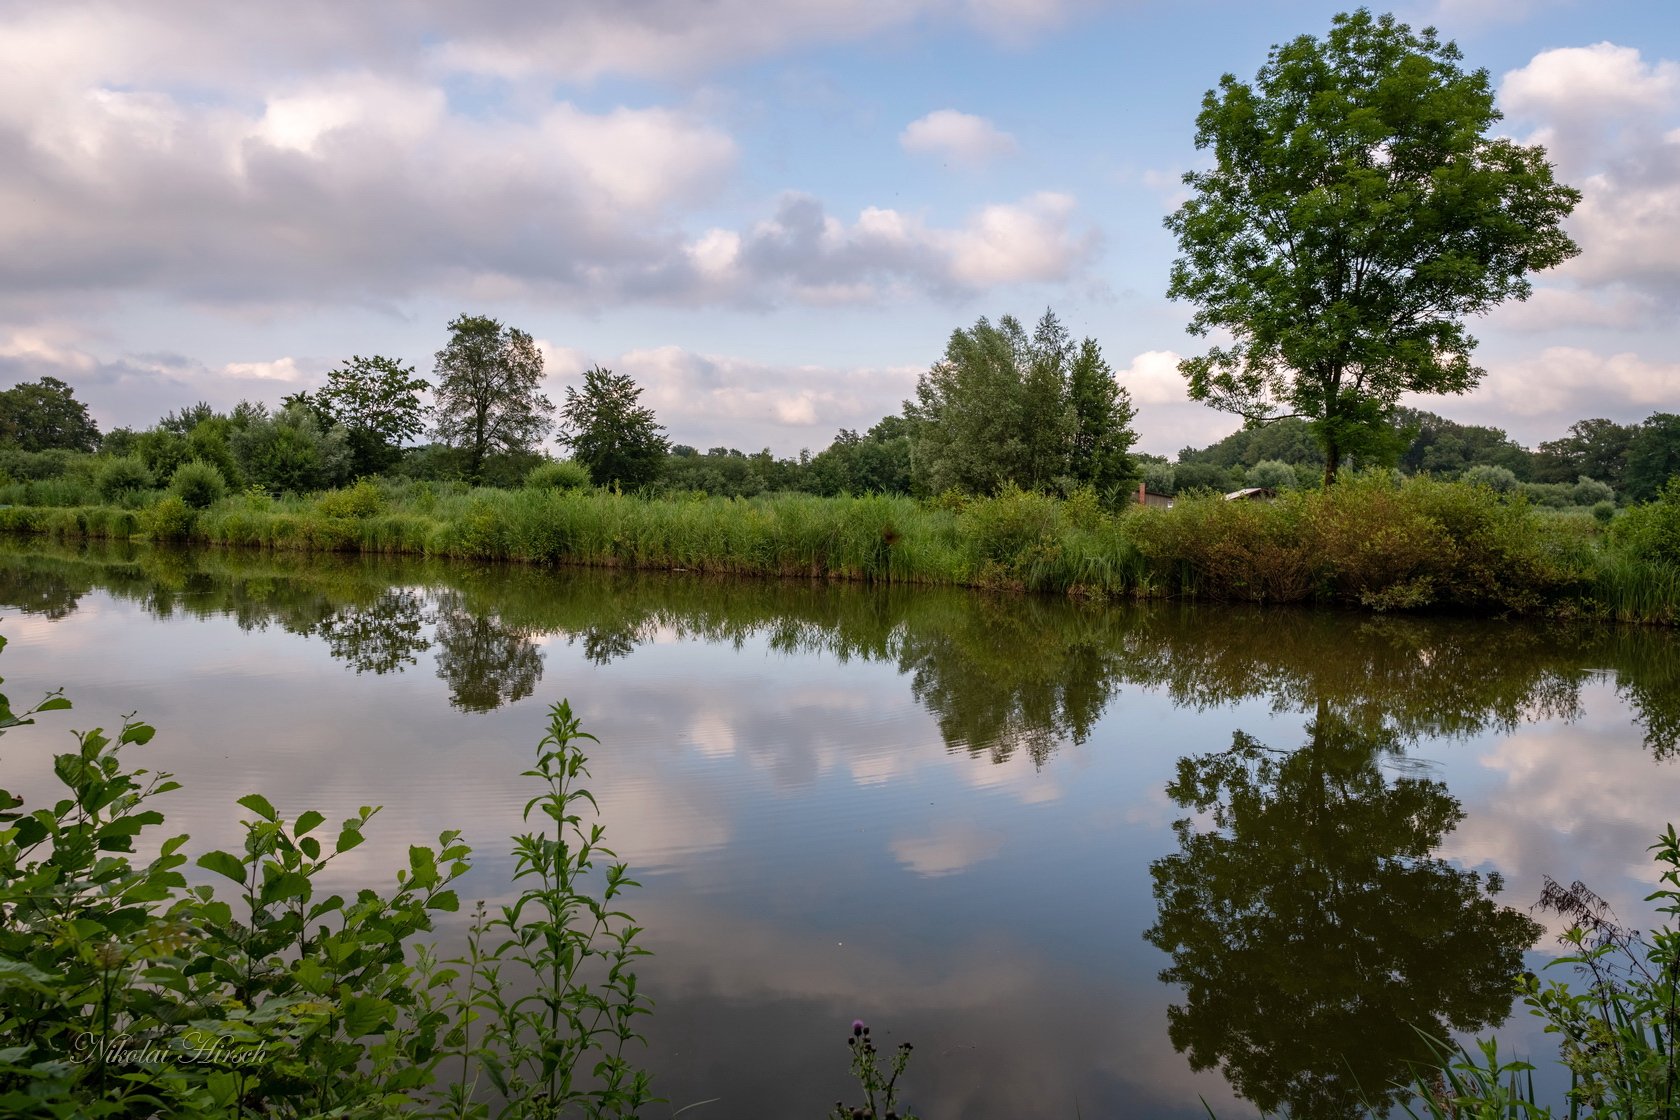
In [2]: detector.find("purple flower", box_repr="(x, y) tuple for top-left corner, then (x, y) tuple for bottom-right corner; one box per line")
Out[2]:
(851, 1019), (866, 1036)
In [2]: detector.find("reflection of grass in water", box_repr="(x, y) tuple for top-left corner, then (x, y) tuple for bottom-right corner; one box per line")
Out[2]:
(2, 535), (1678, 762)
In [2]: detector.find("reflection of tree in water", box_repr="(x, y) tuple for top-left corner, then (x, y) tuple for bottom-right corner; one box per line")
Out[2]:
(1145, 705), (1541, 1120)
(0, 563), (86, 620)
(896, 599), (1117, 767)
(431, 589), (543, 713)
(316, 589), (430, 675)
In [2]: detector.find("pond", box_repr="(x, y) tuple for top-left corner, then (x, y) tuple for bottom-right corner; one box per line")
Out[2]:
(1, 538), (1677, 1118)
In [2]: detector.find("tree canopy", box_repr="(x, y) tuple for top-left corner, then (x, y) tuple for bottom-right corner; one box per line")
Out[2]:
(317, 355), (430, 477)
(0, 376), (100, 453)
(907, 309), (1137, 501)
(557, 366), (668, 490)
(433, 315), (554, 483)
(1165, 9), (1580, 485)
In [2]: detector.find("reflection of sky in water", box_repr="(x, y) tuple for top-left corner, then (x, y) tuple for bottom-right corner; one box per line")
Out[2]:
(2, 568), (1677, 1119)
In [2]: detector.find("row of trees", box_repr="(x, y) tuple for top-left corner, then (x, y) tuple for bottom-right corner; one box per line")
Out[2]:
(1155, 409), (1680, 502)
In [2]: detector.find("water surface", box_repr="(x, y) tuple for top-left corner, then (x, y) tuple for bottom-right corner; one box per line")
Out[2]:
(2, 539), (1676, 1118)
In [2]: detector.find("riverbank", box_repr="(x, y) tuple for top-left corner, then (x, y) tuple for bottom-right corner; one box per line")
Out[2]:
(0, 472), (1675, 622)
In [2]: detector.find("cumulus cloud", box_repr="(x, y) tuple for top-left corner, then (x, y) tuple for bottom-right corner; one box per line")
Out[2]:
(1404, 346), (1680, 445)
(546, 344), (922, 454)
(1497, 44), (1680, 328)
(900, 109), (1019, 167)
(1115, 349), (1242, 456)
(0, 331), (329, 430)
(685, 191), (1096, 304)
(0, 1), (1087, 93)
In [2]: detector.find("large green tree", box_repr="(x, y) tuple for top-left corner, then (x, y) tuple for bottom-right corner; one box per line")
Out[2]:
(557, 366), (668, 489)
(1624, 413), (1680, 502)
(317, 355), (430, 477)
(432, 315), (554, 483)
(0, 376), (100, 452)
(1165, 9), (1581, 486)
(908, 310), (1137, 500)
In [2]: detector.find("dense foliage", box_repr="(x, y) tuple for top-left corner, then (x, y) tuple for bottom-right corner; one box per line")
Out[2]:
(0, 643), (653, 1118)
(1166, 9), (1580, 484)
(0, 377), (100, 453)
(558, 367), (668, 490)
(907, 309), (1138, 502)
(432, 315), (554, 484)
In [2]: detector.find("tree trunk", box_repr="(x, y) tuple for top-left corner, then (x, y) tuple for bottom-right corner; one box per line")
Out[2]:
(1322, 443), (1341, 488)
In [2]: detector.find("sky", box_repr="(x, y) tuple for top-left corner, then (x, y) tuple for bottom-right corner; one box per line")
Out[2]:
(0, 0), (1675, 458)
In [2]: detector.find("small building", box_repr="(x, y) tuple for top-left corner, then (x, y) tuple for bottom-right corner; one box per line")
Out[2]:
(1136, 482), (1174, 508)
(1223, 487), (1277, 502)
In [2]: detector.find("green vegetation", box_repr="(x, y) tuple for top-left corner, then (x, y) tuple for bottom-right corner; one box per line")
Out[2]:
(907, 309), (1138, 503)
(1386, 826), (1680, 1120)
(432, 314), (555, 484)
(0, 377), (100, 453)
(0, 637), (653, 1118)
(0, 470), (1676, 623)
(558, 367), (668, 490)
(1166, 9), (1580, 485)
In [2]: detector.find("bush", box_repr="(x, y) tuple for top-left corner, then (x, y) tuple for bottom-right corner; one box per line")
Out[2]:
(169, 459), (228, 509)
(1592, 500), (1617, 525)
(1573, 475), (1616, 506)
(1246, 459), (1298, 492)
(1462, 464), (1518, 493)
(95, 455), (155, 502)
(143, 494), (195, 539)
(315, 478), (386, 519)
(526, 458), (592, 491)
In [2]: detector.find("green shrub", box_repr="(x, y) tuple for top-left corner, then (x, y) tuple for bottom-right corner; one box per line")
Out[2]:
(314, 478), (385, 519)
(1462, 463), (1518, 493)
(1592, 500), (1617, 525)
(526, 458), (592, 491)
(169, 459), (228, 509)
(143, 495), (195, 539)
(95, 455), (156, 502)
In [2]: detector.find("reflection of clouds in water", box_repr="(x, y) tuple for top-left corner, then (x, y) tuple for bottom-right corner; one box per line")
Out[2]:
(1440, 686), (1680, 946)
(890, 820), (1005, 876)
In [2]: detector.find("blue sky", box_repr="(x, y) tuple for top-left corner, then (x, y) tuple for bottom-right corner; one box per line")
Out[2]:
(0, 0), (1675, 456)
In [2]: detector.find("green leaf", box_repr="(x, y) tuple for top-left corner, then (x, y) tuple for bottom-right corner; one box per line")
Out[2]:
(196, 849), (247, 884)
(427, 890), (459, 913)
(236, 793), (277, 821)
(36, 696), (71, 712)
(336, 826), (364, 854)
(294, 810), (325, 836)
(118, 722), (154, 744)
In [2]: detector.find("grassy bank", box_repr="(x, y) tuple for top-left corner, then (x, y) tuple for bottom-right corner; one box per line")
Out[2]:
(0, 472), (1675, 622)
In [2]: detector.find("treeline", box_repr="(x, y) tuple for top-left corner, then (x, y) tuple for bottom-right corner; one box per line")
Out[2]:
(1145, 409), (1680, 507)
(0, 312), (1675, 510)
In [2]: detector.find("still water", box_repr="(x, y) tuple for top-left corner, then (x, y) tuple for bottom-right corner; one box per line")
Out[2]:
(2, 538), (1677, 1118)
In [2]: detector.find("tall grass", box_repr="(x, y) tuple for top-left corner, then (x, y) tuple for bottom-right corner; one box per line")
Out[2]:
(0, 472), (1676, 622)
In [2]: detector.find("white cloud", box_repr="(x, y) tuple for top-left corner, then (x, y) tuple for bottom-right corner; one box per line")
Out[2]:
(1496, 44), (1680, 327)
(545, 344), (922, 453)
(900, 109), (1019, 167)
(1416, 347), (1680, 422)
(692, 191), (1096, 303)
(1115, 349), (1241, 458)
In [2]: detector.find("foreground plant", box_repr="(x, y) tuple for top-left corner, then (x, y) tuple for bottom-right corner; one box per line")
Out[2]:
(0, 631), (652, 1118)
(1395, 825), (1680, 1119)
(829, 1019), (917, 1120)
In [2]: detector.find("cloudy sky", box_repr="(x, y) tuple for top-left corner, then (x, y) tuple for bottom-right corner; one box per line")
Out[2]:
(0, 0), (1674, 457)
